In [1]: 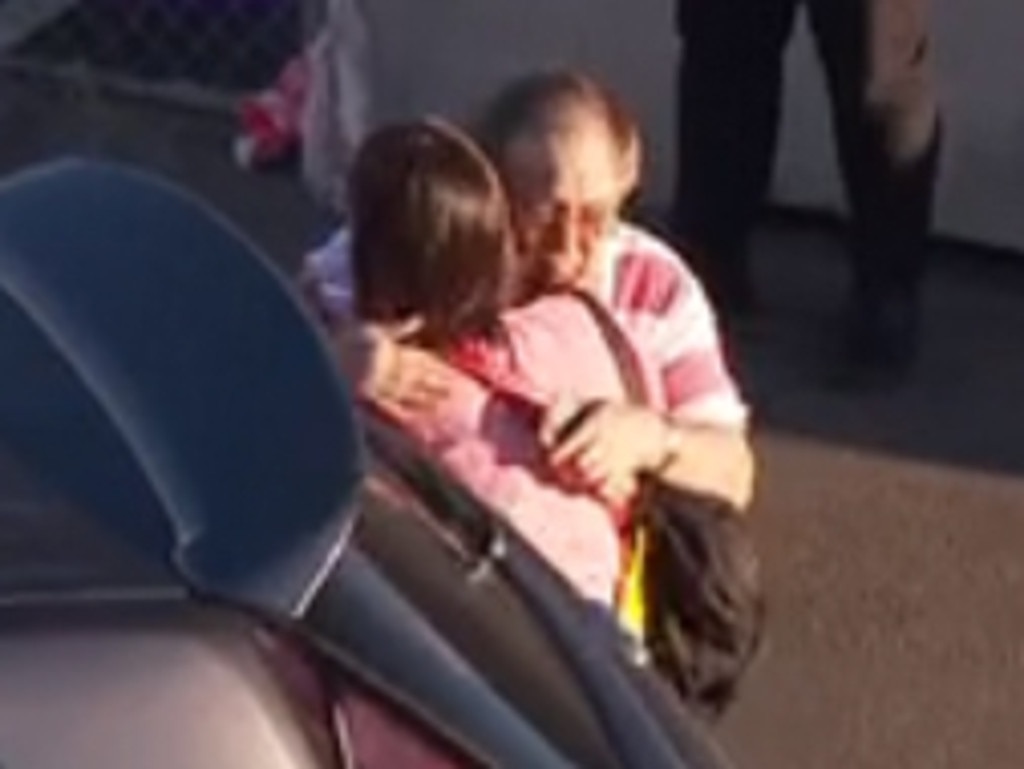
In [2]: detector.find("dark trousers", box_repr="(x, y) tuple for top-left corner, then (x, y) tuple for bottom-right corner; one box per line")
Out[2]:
(671, 0), (942, 319)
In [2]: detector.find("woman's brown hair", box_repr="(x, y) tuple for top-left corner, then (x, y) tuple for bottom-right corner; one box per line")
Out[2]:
(348, 119), (517, 348)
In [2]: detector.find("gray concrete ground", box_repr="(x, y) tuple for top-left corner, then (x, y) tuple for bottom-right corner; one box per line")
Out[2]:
(721, 226), (1024, 768)
(3, 75), (1024, 768)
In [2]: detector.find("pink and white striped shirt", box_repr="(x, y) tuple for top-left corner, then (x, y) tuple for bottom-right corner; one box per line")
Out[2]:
(592, 223), (747, 428)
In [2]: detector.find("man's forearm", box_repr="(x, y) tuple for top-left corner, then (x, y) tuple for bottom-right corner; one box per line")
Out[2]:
(651, 422), (755, 512)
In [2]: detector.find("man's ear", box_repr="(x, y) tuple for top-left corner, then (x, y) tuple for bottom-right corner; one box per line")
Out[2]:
(616, 148), (642, 211)
(617, 177), (642, 218)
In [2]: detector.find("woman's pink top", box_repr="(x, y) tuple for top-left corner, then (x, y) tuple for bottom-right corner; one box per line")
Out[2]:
(302, 225), (750, 605)
(387, 295), (665, 606)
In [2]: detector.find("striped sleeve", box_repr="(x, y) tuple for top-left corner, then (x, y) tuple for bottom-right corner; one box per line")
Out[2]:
(608, 227), (748, 428)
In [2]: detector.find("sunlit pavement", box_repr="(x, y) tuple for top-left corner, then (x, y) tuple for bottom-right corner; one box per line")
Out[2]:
(4, 77), (1024, 769)
(718, 224), (1024, 769)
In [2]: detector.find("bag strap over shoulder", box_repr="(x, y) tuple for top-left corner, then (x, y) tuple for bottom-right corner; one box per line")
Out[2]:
(565, 290), (650, 407)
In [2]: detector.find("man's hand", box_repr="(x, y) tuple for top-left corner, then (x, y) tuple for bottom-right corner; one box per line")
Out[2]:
(367, 336), (458, 418)
(333, 323), (458, 419)
(541, 400), (755, 511)
(540, 400), (672, 506)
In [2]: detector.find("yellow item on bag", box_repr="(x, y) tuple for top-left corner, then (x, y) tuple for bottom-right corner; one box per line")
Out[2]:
(617, 526), (649, 642)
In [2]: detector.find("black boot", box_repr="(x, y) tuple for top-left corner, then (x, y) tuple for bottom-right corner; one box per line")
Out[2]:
(684, 241), (760, 331)
(829, 292), (921, 391)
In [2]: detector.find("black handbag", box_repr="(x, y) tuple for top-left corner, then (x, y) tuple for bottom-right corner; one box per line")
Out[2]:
(569, 290), (765, 720)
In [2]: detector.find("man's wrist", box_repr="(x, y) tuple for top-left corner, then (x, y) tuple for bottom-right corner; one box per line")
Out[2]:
(650, 417), (685, 475)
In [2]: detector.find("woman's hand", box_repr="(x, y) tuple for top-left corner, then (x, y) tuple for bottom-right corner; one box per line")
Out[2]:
(333, 322), (458, 419)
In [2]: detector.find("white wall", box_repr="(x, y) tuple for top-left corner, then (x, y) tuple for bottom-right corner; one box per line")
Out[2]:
(365, 0), (1024, 251)
(361, 0), (679, 202)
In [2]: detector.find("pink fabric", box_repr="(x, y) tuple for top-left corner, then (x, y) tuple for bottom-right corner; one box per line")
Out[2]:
(300, 223), (748, 603)
(339, 689), (474, 768)
(600, 225), (748, 427)
(236, 51), (310, 167)
(383, 295), (644, 605)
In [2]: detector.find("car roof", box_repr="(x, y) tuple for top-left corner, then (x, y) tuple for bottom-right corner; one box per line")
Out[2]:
(0, 438), (177, 602)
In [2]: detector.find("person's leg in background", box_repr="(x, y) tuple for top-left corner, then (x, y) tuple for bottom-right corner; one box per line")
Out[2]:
(301, 0), (373, 216)
(808, 0), (942, 384)
(670, 0), (801, 326)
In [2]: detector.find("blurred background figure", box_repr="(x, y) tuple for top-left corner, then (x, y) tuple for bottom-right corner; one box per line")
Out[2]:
(234, 0), (371, 216)
(670, 0), (942, 387)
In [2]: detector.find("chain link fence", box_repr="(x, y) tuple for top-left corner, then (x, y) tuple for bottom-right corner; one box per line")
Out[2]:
(0, 0), (333, 262)
(0, 0), (314, 109)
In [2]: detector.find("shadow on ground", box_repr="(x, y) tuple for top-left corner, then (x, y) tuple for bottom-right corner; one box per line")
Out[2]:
(734, 219), (1024, 480)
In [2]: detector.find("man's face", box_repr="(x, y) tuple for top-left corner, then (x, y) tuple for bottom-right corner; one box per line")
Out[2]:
(501, 120), (629, 288)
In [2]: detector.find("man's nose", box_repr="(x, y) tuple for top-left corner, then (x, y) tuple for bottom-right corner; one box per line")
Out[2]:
(551, 218), (577, 254)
